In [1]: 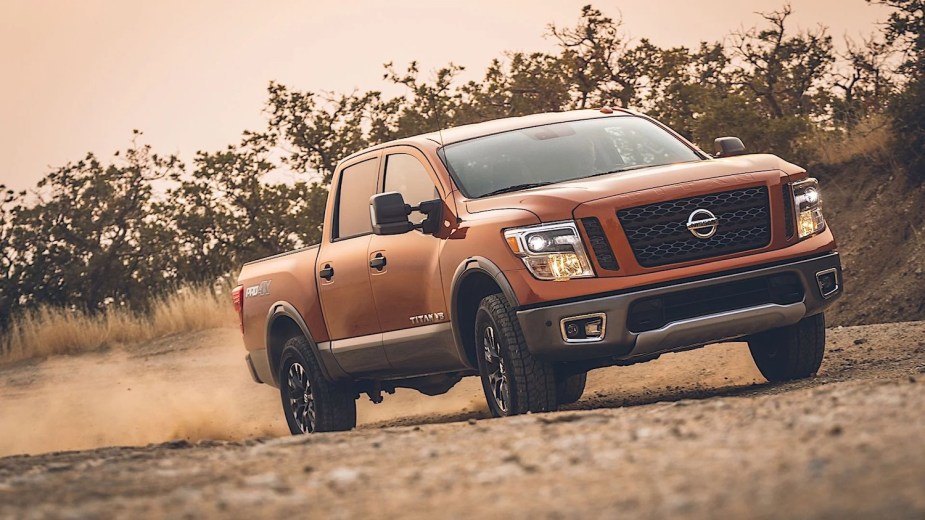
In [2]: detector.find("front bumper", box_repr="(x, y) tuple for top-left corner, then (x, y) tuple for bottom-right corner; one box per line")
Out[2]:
(516, 252), (842, 362)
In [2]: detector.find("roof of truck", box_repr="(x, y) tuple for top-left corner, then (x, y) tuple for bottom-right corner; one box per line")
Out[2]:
(424, 108), (634, 145)
(340, 108), (636, 163)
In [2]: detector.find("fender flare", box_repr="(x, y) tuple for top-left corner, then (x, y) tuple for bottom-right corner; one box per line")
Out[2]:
(265, 301), (349, 383)
(449, 257), (521, 368)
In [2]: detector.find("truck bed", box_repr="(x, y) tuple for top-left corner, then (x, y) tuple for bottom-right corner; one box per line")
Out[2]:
(238, 244), (328, 354)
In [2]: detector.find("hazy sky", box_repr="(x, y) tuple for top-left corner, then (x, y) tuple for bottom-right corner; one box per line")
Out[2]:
(0, 0), (892, 191)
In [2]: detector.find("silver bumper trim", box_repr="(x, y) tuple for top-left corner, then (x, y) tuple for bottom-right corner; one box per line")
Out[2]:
(631, 302), (806, 357)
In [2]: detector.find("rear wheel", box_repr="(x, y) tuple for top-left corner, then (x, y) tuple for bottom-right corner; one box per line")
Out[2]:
(475, 294), (557, 417)
(278, 336), (356, 434)
(556, 370), (587, 405)
(748, 313), (826, 382)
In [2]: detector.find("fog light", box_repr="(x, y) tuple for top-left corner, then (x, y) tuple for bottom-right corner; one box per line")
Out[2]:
(560, 313), (607, 343)
(815, 268), (839, 298)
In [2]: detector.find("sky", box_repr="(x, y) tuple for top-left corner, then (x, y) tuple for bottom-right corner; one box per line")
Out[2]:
(0, 0), (894, 192)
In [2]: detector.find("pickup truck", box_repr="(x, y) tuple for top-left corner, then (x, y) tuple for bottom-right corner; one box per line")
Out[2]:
(233, 108), (842, 434)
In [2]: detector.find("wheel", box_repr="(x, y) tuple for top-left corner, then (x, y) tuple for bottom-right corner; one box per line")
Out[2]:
(556, 370), (587, 405)
(278, 335), (356, 434)
(475, 293), (557, 417)
(747, 313), (826, 382)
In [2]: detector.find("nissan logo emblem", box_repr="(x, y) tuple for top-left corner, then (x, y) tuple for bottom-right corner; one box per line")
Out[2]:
(686, 209), (719, 239)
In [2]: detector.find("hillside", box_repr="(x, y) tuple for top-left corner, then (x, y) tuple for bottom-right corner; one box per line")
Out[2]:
(819, 157), (925, 326)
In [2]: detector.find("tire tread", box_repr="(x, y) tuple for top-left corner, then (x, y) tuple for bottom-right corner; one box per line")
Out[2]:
(479, 294), (557, 414)
(748, 313), (826, 382)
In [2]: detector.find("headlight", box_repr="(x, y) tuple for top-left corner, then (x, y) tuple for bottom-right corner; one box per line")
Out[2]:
(792, 178), (826, 239)
(504, 221), (594, 280)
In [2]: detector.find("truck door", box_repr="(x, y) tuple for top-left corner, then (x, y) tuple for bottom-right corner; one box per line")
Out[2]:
(368, 149), (457, 374)
(317, 156), (390, 375)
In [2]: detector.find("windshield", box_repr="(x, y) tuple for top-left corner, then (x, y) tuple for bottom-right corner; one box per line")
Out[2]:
(441, 116), (703, 198)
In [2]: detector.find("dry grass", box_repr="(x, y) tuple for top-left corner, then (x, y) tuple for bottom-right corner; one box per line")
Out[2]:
(0, 285), (236, 364)
(810, 115), (894, 166)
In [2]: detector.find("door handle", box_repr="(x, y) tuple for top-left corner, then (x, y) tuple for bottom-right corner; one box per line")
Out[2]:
(319, 264), (334, 281)
(370, 254), (387, 271)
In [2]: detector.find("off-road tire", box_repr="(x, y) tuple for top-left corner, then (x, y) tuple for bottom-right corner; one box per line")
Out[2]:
(556, 370), (587, 405)
(748, 313), (826, 382)
(475, 293), (557, 417)
(278, 335), (356, 434)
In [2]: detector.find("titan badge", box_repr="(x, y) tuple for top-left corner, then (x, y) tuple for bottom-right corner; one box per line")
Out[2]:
(409, 312), (446, 325)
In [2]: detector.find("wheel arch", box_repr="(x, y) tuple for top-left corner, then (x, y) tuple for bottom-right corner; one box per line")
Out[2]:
(450, 257), (520, 368)
(266, 302), (348, 385)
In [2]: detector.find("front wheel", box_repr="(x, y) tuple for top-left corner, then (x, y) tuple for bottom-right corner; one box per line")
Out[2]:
(278, 336), (356, 434)
(747, 313), (826, 382)
(475, 294), (557, 417)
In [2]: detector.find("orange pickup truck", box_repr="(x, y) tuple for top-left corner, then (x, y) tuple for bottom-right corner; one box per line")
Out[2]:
(233, 108), (842, 434)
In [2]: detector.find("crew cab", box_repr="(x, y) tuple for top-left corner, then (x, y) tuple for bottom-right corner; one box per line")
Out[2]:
(233, 108), (842, 434)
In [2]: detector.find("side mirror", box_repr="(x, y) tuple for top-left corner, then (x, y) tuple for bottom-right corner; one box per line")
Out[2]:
(714, 137), (746, 158)
(370, 192), (445, 236)
(370, 192), (414, 235)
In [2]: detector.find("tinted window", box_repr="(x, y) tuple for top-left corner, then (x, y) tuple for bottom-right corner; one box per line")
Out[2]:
(335, 158), (378, 238)
(442, 116), (702, 198)
(383, 154), (438, 224)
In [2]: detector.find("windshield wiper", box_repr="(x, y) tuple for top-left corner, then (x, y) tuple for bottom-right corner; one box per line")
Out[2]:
(480, 182), (555, 197)
(589, 164), (653, 178)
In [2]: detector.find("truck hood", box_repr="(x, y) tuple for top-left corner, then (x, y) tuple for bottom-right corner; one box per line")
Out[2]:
(464, 154), (800, 221)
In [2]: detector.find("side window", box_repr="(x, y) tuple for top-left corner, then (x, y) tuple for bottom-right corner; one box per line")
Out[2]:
(335, 158), (379, 239)
(383, 154), (438, 224)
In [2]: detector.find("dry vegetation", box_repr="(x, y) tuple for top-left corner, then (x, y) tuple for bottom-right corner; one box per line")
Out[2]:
(0, 285), (235, 364)
(808, 115), (895, 165)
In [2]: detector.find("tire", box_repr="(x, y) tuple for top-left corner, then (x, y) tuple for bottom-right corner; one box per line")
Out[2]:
(475, 293), (557, 417)
(747, 313), (826, 382)
(278, 335), (356, 434)
(556, 370), (587, 405)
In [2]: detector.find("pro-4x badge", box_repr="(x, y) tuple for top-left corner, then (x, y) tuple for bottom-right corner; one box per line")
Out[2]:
(244, 280), (271, 298)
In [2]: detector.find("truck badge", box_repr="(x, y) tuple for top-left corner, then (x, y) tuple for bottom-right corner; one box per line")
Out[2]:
(410, 312), (446, 325)
(686, 209), (719, 239)
(245, 280), (272, 298)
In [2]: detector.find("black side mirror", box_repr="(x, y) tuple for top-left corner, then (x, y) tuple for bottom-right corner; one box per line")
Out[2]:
(714, 137), (746, 158)
(370, 192), (444, 236)
(370, 192), (414, 235)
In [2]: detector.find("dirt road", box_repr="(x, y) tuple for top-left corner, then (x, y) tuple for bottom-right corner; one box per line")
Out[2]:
(1, 321), (924, 519)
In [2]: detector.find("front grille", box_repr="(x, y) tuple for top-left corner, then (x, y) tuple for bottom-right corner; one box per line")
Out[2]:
(580, 217), (619, 271)
(626, 273), (804, 333)
(617, 186), (771, 267)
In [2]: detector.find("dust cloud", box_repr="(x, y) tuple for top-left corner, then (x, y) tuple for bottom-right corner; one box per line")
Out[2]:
(0, 327), (488, 457)
(0, 329), (287, 456)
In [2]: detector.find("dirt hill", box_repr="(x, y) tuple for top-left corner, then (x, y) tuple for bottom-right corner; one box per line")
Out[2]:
(819, 157), (925, 326)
